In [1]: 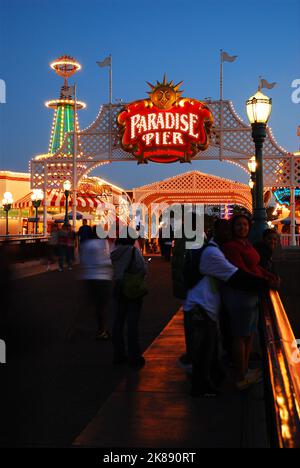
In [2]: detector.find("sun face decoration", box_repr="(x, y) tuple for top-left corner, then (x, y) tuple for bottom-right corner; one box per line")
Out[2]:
(147, 75), (183, 110)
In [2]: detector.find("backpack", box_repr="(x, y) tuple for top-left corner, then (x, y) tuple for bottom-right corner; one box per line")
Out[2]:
(183, 243), (217, 291)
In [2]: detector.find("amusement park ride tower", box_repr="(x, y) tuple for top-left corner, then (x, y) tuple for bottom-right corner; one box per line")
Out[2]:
(45, 55), (86, 155)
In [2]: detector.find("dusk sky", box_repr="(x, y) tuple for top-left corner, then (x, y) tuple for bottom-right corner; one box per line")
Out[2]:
(0, 0), (299, 188)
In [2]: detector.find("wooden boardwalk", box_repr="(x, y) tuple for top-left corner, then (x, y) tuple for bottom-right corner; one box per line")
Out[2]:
(74, 309), (268, 449)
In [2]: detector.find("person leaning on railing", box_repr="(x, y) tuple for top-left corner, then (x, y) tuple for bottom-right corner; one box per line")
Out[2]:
(183, 219), (279, 398)
(221, 216), (281, 392)
(254, 228), (279, 273)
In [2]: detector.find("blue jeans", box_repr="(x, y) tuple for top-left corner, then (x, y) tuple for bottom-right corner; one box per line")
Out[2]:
(58, 246), (72, 269)
(112, 295), (143, 361)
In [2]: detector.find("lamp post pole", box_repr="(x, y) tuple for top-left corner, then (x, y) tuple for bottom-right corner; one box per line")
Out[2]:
(32, 201), (41, 234)
(250, 123), (269, 241)
(4, 204), (11, 236)
(64, 190), (70, 226)
(2, 192), (14, 237)
(246, 89), (272, 243)
(63, 180), (72, 226)
(31, 190), (44, 235)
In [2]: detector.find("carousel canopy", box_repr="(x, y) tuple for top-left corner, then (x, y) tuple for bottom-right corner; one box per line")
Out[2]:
(13, 190), (105, 210)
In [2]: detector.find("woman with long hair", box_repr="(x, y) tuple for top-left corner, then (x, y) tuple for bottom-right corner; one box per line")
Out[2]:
(222, 215), (278, 391)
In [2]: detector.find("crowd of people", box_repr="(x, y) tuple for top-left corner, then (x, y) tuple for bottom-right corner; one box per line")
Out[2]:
(44, 215), (280, 393)
(47, 220), (148, 368)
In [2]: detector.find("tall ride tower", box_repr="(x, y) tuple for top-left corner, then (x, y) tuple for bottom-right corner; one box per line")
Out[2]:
(46, 55), (86, 155)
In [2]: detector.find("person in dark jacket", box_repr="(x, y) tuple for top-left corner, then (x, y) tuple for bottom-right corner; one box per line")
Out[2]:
(171, 213), (204, 368)
(254, 228), (279, 272)
(110, 227), (147, 368)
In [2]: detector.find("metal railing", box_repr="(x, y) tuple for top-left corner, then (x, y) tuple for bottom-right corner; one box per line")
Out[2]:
(280, 235), (300, 248)
(0, 235), (48, 243)
(261, 291), (300, 448)
(0, 236), (49, 262)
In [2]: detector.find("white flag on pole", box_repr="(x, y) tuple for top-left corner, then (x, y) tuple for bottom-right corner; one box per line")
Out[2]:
(260, 78), (277, 89)
(61, 85), (75, 97)
(97, 56), (111, 68)
(222, 51), (238, 62)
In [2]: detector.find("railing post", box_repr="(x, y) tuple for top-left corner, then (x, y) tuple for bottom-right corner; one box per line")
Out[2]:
(290, 157), (297, 247)
(290, 187), (296, 247)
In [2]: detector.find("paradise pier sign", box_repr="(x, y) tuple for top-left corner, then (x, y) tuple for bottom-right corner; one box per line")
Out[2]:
(117, 76), (214, 164)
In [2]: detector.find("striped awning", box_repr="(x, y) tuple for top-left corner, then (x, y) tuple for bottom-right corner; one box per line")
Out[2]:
(13, 190), (105, 210)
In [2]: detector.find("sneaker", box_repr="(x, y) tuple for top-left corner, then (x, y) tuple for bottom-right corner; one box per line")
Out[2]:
(96, 330), (111, 341)
(58, 268), (63, 272)
(236, 378), (253, 391)
(68, 267), (73, 271)
(246, 369), (263, 384)
(247, 368), (263, 380)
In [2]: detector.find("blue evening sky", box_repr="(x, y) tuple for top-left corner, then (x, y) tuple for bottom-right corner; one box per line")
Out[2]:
(0, 0), (299, 189)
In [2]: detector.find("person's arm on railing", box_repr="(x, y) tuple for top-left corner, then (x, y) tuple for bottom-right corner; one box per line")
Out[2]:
(227, 269), (280, 292)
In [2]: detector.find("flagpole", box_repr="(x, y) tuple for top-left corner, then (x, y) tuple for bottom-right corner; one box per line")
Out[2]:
(72, 83), (77, 232)
(220, 49), (223, 101)
(109, 54), (112, 104)
(219, 49), (224, 161)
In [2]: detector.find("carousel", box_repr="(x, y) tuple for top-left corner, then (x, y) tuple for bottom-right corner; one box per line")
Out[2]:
(272, 188), (300, 234)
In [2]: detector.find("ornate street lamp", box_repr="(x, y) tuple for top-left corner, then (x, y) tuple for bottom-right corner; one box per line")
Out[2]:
(246, 89), (272, 242)
(31, 189), (44, 235)
(63, 180), (72, 226)
(2, 192), (14, 236)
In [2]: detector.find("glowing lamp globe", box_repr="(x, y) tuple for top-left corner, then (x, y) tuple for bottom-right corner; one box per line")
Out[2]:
(249, 179), (255, 190)
(3, 192), (13, 205)
(248, 156), (257, 173)
(63, 180), (72, 192)
(31, 189), (44, 202)
(246, 90), (272, 124)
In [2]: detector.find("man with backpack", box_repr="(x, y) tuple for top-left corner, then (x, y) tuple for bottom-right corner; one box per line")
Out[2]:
(184, 219), (278, 398)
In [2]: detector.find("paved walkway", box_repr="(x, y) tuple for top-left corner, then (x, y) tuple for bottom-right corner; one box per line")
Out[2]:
(12, 259), (59, 279)
(3, 251), (299, 448)
(1, 258), (181, 447)
(74, 309), (268, 449)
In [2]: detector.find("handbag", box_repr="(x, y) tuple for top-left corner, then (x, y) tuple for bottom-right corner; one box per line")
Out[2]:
(122, 247), (148, 300)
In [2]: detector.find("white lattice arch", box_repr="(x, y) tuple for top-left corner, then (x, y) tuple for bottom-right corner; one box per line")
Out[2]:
(132, 170), (252, 212)
(30, 100), (299, 191)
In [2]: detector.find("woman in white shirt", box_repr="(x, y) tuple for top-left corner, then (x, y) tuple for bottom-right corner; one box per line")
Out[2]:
(80, 226), (113, 340)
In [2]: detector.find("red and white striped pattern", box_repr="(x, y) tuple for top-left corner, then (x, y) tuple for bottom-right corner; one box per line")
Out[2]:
(13, 190), (105, 210)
